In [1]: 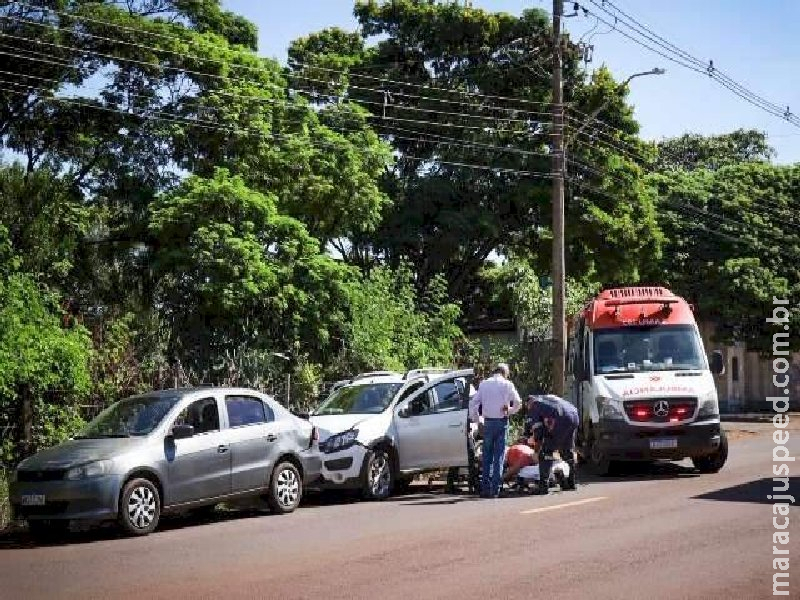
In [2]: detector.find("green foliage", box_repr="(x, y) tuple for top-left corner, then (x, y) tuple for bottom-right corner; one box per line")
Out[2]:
(0, 164), (87, 284)
(292, 2), (660, 298)
(649, 161), (800, 351)
(150, 168), (354, 373)
(0, 274), (92, 465)
(342, 265), (462, 372)
(657, 129), (773, 171)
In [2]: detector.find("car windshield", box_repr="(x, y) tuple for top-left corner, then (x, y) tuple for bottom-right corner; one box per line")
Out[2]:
(594, 324), (706, 374)
(77, 395), (180, 438)
(314, 383), (402, 415)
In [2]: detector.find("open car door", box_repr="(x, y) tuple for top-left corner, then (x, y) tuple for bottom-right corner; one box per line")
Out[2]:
(394, 369), (473, 471)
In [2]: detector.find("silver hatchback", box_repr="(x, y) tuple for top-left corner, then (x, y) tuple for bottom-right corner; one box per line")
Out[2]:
(9, 387), (321, 536)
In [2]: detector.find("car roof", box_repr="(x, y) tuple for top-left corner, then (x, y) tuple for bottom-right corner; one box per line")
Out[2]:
(133, 387), (272, 399)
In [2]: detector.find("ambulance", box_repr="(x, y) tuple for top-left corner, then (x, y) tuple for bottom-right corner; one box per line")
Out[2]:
(565, 286), (728, 475)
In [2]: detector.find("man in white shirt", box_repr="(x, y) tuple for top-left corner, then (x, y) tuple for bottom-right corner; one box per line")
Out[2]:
(469, 363), (522, 498)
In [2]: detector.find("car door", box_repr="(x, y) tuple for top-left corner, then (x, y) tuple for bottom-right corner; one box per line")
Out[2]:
(166, 396), (232, 505)
(224, 394), (281, 493)
(430, 377), (471, 468)
(394, 372), (471, 470)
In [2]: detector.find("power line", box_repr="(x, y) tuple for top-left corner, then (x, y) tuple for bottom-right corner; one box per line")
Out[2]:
(579, 0), (800, 128)
(0, 79), (556, 180)
(0, 43), (557, 142)
(0, 12), (557, 126)
(3, 4), (560, 114)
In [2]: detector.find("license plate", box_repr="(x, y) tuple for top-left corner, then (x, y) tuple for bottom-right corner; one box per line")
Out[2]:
(650, 438), (678, 450)
(21, 494), (46, 506)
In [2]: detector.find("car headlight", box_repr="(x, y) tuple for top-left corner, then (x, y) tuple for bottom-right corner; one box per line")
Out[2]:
(696, 392), (719, 419)
(596, 396), (625, 421)
(323, 429), (359, 453)
(65, 460), (113, 480)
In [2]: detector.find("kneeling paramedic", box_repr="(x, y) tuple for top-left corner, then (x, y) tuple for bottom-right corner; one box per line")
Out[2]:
(525, 394), (578, 494)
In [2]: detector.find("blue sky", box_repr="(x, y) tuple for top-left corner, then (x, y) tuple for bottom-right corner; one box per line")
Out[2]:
(225, 0), (800, 163)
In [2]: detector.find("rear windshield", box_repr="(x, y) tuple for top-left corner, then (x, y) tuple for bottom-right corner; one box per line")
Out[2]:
(314, 383), (402, 415)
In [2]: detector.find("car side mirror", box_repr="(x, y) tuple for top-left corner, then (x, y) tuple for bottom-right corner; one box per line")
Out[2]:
(710, 350), (725, 376)
(397, 407), (410, 419)
(171, 424), (195, 439)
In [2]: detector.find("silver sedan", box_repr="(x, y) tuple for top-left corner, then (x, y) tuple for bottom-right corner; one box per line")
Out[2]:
(9, 387), (321, 536)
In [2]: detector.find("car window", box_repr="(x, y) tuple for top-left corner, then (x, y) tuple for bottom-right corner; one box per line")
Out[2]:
(408, 390), (434, 416)
(262, 401), (275, 422)
(226, 396), (267, 427)
(173, 397), (219, 434)
(398, 380), (425, 403)
(433, 381), (462, 413)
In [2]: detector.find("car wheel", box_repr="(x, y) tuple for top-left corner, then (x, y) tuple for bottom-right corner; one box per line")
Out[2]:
(267, 461), (302, 514)
(362, 447), (394, 500)
(118, 477), (161, 536)
(692, 430), (729, 474)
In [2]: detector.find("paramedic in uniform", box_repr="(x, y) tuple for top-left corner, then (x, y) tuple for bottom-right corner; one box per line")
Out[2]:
(525, 394), (579, 494)
(468, 363), (522, 498)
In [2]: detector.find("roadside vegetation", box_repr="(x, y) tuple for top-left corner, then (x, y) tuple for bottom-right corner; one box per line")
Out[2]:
(0, 0), (797, 479)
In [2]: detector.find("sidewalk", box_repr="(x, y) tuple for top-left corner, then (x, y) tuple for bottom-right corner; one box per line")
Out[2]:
(721, 411), (800, 423)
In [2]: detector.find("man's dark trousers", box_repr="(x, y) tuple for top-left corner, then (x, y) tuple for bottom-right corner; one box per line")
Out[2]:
(481, 417), (507, 496)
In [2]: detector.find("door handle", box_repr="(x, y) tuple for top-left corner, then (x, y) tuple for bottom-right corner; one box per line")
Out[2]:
(217, 444), (229, 453)
(265, 434), (277, 442)
(448, 423), (462, 428)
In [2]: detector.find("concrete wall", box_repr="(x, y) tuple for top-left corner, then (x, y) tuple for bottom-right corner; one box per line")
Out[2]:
(699, 321), (800, 412)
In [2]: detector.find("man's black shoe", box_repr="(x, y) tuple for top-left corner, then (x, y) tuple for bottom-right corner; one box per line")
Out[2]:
(531, 483), (549, 495)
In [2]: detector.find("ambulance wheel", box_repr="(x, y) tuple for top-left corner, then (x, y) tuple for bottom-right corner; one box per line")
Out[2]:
(692, 431), (728, 474)
(588, 426), (613, 476)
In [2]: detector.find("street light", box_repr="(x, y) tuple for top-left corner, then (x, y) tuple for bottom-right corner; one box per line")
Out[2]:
(567, 67), (666, 147)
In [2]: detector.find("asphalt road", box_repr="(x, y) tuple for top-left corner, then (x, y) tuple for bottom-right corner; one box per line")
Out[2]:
(1, 421), (798, 600)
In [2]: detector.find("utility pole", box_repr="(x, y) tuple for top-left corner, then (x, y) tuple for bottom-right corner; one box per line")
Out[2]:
(551, 0), (566, 396)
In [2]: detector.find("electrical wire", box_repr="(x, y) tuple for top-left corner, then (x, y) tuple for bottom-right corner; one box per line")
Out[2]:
(580, 0), (800, 127)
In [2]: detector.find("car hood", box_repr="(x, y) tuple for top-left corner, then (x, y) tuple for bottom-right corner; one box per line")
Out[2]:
(17, 437), (147, 471)
(308, 414), (372, 441)
(597, 370), (713, 401)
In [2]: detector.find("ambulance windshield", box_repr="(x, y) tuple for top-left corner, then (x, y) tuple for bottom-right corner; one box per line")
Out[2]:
(593, 324), (706, 374)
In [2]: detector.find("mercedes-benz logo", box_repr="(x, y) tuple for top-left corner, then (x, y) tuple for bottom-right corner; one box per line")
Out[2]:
(653, 400), (670, 417)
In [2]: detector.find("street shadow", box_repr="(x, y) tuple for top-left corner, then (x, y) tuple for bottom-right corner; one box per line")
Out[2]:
(0, 504), (281, 550)
(577, 461), (701, 485)
(693, 477), (798, 505)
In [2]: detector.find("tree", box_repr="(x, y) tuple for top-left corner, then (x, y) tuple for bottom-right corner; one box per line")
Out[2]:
(648, 161), (800, 351)
(656, 129), (773, 171)
(342, 265), (462, 372)
(0, 274), (92, 464)
(149, 168), (354, 375)
(289, 1), (661, 298)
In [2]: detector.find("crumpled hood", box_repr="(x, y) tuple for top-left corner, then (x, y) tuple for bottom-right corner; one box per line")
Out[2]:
(308, 414), (371, 441)
(17, 437), (146, 471)
(597, 370), (714, 401)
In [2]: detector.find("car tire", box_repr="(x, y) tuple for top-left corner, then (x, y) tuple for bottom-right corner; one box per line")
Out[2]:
(118, 477), (161, 536)
(267, 461), (303, 514)
(692, 430), (729, 474)
(361, 446), (394, 500)
(588, 426), (613, 476)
